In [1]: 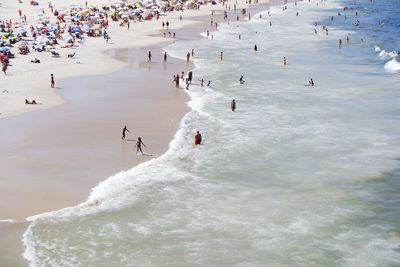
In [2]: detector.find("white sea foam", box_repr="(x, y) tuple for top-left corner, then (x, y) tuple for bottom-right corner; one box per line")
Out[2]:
(384, 58), (400, 73)
(0, 219), (16, 223)
(22, 0), (400, 265)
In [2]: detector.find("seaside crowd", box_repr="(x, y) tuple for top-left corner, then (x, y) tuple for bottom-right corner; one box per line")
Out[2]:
(0, 0), (220, 79)
(133, 0), (366, 151)
(1, 0), (369, 153)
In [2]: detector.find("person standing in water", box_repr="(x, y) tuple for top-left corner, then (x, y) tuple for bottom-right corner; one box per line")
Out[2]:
(254, 44), (258, 51)
(135, 137), (146, 154)
(239, 75), (245, 84)
(284, 57), (287, 65)
(164, 52), (167, 63)
(186, 52), (190, 62)
(148, 51), (152, 62)
(122, 126), (130, 140)
(231, 99), (236, 111)
(50, 74), (55, 88)
(194, 131), (202, 145)
(309, 78), (315, 87)
(220, 52), (223, 60)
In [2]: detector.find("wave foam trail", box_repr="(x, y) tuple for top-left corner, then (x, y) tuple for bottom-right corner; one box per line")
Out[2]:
(21, 0), (400, 265)
(384, 58), (400, 73)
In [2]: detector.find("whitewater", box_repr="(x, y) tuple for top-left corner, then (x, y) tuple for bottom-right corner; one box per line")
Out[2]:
(22, 0), (400, 266)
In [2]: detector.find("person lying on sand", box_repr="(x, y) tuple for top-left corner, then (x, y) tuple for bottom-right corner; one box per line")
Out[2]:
(25, 99), (38, 105)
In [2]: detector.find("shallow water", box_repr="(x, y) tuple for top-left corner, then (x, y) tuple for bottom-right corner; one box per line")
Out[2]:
(23, 0), (400, 266)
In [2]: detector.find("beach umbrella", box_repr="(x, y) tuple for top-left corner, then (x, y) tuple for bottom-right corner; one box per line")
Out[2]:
(62, 33), (74, 41)
(82, 24), (90, 32)
(14, 27), (27, 34)
(0, 47), (10, 52)
(48, 26), (57, 32)
(16, 42), (28, 48)
(71, 27), (81, 33)
(34, 37), (49, 45)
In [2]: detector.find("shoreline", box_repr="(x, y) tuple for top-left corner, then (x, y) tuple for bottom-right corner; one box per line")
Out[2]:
(0, 0), (277, 220)
(0, 0), (277, 265)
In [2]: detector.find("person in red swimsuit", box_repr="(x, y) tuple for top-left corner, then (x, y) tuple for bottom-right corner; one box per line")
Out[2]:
(194, 131), (202, 145)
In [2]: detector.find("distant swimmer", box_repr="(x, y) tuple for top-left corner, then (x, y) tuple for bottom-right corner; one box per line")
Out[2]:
(135, 137), (146, 154)
(122, 126), (130, 140)
(254, 44), (258, 51)
(231, 99), (236, 111)
(309, 78), (315, 87)
(194, 131), (202, 145)
(284, 56), (287, 65)
(239, 75), (245, 84)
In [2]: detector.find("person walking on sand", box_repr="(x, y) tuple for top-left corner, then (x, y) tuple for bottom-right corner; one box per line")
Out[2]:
(194, 131), (202, 145)
(122, 126), (130, 140)
(135, 137), (146, 154)
(148, 51), (152, 62)
(51, 74), (55, 88)
(231, 99), (236, 111)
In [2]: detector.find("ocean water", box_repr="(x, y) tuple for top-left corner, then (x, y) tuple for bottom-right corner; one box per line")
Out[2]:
(22, 0), (400, 266)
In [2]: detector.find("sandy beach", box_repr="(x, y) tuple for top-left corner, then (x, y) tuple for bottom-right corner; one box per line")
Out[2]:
(3, 0), (398, 265)
(1, 0), (274, 265)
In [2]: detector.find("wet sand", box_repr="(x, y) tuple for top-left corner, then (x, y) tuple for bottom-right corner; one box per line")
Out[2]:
(0, 1), (278, 265)
(0, 44), (191, 266)
(0, 45), (190, 220)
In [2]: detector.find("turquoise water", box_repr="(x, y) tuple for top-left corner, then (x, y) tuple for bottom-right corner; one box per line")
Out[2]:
(23, 1), (400, 266)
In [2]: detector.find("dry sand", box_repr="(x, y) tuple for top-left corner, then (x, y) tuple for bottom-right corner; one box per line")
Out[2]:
(0, 0), (275, 265)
